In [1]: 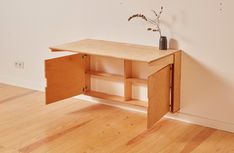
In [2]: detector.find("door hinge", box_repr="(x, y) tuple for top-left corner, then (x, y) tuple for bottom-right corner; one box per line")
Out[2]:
(82, 86), (88, 92)
(82, 54), (87, 59)
(170, 64), (173, 70)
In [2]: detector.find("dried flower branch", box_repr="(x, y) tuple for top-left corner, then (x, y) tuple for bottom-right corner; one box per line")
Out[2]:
(128, 6), (164, 37)
(128, 14), (148, 22)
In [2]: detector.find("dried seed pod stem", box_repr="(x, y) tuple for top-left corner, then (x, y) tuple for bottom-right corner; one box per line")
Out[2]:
(128, 6), (164, 37)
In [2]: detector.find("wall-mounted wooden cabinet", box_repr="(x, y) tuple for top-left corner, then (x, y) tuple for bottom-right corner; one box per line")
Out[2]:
(45, 39), (181, 128)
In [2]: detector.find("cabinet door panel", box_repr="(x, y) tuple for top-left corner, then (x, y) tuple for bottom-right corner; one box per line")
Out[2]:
(147, 65), (171, 128)
(45, 54), (85, 104)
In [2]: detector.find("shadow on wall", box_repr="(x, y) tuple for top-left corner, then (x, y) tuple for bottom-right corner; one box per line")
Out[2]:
(169, 38), (179, 49)
(181, 52), (234, 123)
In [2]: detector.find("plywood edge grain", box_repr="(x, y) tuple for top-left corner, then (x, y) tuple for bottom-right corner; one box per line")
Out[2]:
(171, 51), (182, 112)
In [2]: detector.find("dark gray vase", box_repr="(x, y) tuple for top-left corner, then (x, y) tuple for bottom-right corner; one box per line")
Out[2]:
(159, 36), (167, 50)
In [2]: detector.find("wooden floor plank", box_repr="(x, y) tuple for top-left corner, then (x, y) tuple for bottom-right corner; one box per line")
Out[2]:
(113, 120), (201, 153)
(0, 84), (233, 153)
(18, 120), (92, 153)
(0, 84), (33, 101)
(0, 145), (19, 153)
(191, 130), (234, 153)
(179, 128), (216, 153)
(0, 90), (37, 104)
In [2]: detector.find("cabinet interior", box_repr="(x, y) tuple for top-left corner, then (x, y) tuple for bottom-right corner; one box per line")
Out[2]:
(86, 55), (149, 107)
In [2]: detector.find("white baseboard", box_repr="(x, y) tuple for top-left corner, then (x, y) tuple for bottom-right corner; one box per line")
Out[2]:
(0, 76), (234, 133)
(0, 75), (45, 91)
(165, 112), (234, 133)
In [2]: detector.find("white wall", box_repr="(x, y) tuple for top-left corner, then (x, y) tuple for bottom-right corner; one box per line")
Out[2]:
(1, 0), (234, 132)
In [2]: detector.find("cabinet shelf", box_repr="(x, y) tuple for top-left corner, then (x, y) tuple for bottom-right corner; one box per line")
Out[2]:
(86, 70), (147, 86)
(85, 90), (148, 108)
(128, 78), (147, 86)
(86, 71), (124, 82)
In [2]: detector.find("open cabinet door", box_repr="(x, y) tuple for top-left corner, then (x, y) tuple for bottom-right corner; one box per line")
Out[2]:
(45, 54), (85, 104)
(147, 65), (171, 128)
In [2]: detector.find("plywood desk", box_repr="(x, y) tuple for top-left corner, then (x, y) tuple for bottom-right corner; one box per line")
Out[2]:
(45, 39), (181, 128)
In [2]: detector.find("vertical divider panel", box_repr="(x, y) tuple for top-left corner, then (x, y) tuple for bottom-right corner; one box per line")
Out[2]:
(124, 60), (132, 101)
(84, 55), (91, 92)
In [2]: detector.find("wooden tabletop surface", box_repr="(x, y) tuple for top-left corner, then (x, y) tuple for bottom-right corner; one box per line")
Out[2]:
(50, 39), (179, 63)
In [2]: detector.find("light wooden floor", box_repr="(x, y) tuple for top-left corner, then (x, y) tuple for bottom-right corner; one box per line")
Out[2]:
(0, 83), (234, 153)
